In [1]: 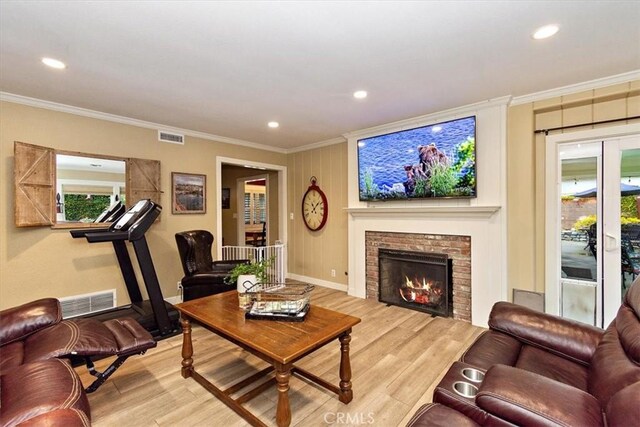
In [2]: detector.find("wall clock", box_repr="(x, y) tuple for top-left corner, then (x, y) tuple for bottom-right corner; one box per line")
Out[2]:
(302, 176), (328, 231)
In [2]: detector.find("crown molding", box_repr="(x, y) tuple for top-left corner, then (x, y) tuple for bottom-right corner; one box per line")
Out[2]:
(286, 136), (347, 154)
(342, 95), (511, 140)
(510, 70), (640, 106)
(0, 92), (288, 154)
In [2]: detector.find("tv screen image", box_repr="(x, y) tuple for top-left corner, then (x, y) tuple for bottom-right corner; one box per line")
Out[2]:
(358, 116), (476, 201)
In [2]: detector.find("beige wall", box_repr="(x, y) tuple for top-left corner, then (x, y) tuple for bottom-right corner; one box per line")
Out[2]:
(0, 101), (286, 309)
(507, 80), (640, 297)
(287, 143), (348, 286)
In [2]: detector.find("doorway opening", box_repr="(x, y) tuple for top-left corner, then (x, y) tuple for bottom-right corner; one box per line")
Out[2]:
(216, 157), (288, 276)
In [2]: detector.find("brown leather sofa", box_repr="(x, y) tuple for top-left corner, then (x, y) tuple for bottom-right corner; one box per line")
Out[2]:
(409, 277), (640, 426)
(0, 298), (156, 426)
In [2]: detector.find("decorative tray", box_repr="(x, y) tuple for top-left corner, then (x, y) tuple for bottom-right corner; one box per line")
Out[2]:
(245, 303), (310, 322)
(243, 283), (314, 321)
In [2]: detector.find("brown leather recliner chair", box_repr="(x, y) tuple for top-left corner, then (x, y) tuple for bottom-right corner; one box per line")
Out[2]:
(0, 298), (156, 426)
(409, 277), (640, 426)
(175, 230), (247, 301)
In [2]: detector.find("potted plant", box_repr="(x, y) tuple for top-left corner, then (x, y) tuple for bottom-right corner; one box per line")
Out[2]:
(226, 257), (273, 293)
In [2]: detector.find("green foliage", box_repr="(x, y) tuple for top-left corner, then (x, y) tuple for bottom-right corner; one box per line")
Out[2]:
(561, 195), (576, 201)
(361, 168), (379, 199)
(573, 215), (596, 231)
(225, 256), (274, 285)
(414, 178), (429, 197)
(452, 186), (474, 196)
(574, 214), (640, 230)
(621, 195), (638, 218)
(452, 137), (476, 188)
(621, 217), (640, 225)
(430, 163), (458, 197)
(63, 194), (111, 221)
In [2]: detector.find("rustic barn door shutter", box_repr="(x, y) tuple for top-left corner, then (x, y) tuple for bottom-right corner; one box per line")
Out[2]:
(127, 157), (161, 206)
(14, 141), (55, 227)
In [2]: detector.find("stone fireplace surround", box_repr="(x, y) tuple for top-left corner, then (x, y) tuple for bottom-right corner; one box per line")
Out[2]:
(366, 231), (471, 322)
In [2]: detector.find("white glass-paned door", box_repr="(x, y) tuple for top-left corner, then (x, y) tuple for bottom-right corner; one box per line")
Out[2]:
(559, 143), (602, 325)
(550, 132), (640, 328)
(602, 138), (640, 324)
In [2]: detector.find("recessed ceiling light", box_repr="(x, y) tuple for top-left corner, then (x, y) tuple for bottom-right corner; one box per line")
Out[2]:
(532, 24), (559, 40)
(353, 90), (368, 99)
(268, 121), (279, 128)
(41, 57), (66, 69)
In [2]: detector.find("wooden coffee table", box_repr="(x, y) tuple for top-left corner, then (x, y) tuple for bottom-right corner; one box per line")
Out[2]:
(176, 291), (361, 427)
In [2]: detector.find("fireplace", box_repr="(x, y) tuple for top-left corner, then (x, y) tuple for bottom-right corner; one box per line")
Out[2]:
(378, 248), (453, 317)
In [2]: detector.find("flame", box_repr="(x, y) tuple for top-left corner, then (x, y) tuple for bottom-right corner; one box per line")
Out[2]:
(398, 276), (444, 305)
(405, 276), (414, 288)
(399, 287), (416, 302)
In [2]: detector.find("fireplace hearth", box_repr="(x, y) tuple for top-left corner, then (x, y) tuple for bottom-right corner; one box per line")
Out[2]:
(378, 248), (452, 317)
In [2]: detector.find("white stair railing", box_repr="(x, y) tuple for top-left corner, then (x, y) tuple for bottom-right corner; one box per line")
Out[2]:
(222, 244), (285, 284)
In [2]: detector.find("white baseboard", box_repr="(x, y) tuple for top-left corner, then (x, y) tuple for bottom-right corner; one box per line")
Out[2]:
(287, 273), (348, 292)
(165, 295), (182, 305)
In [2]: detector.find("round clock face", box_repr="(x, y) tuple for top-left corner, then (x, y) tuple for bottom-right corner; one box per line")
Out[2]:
(302, 186), (328, 231)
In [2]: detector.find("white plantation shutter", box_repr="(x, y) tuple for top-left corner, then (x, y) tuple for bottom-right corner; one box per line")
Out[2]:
(244, 193), (251, 224)
(257, 193), (266, 223)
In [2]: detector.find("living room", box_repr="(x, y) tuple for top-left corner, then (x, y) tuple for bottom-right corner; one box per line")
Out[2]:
(1, 2), (639, 427)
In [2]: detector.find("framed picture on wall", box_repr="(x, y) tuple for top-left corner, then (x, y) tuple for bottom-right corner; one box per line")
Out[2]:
(172, 172), (206, 214)
(221, 187), (231, 209)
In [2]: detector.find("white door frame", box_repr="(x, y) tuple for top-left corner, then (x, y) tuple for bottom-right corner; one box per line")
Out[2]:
(545, 123), (640, 319)
(216, 157), (287, 271)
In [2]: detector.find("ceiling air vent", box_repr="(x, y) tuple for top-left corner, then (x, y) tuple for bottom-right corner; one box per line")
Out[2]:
(158, 130), (184, 145)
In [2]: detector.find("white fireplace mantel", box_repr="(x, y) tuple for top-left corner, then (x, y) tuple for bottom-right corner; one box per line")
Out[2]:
(345, 206), (501, 219)
(346, 100), (509, 327)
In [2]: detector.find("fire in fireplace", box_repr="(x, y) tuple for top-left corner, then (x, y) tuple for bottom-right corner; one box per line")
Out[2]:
(378, 248), (452, 317)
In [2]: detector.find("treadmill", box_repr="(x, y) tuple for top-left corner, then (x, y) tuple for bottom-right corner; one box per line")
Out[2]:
(93, 199), (126, 223)
(70, 199), (180, 338)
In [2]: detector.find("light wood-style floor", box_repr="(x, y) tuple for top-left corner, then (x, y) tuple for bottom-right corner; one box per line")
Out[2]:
(78, 287), (484, 427)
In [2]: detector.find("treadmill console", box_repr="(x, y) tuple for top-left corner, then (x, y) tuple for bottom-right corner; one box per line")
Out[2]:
(113, 199), (155, 231)
(94, 201), (125, 223)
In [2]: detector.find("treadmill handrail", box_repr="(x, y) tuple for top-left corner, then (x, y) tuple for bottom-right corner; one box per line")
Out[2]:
(70, 227), (111, 239)
(85, 231), (129, 242)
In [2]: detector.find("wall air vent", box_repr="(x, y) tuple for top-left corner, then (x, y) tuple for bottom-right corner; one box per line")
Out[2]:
(59, 290), (116, 319)
(158, 130), (185, 145)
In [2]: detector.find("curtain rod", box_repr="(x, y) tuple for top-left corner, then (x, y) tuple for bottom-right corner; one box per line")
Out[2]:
(535, 115), (640, 135)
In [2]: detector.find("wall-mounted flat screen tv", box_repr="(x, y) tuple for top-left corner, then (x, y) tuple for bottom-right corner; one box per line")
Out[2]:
(358, 116), (476, 201)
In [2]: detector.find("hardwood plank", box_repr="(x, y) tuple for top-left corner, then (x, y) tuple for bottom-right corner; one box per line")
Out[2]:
(83, 286), (483, 426)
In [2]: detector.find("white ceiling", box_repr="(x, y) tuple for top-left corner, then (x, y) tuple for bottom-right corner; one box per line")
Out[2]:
(57, 154), (125, 174)
(1, 1), (639, 150)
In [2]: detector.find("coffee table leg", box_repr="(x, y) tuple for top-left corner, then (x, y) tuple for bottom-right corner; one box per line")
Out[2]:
(339, 329), (353, 403)
(275, 363), (292, 427)
(181, 317), (193, 378)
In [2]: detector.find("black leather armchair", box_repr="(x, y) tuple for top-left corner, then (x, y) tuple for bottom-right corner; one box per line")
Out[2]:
(175, 230), (248, 301)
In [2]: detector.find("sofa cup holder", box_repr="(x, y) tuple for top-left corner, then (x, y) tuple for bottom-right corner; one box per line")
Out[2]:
(453, 381), (478, 398)
(461, 368), (485, 383)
